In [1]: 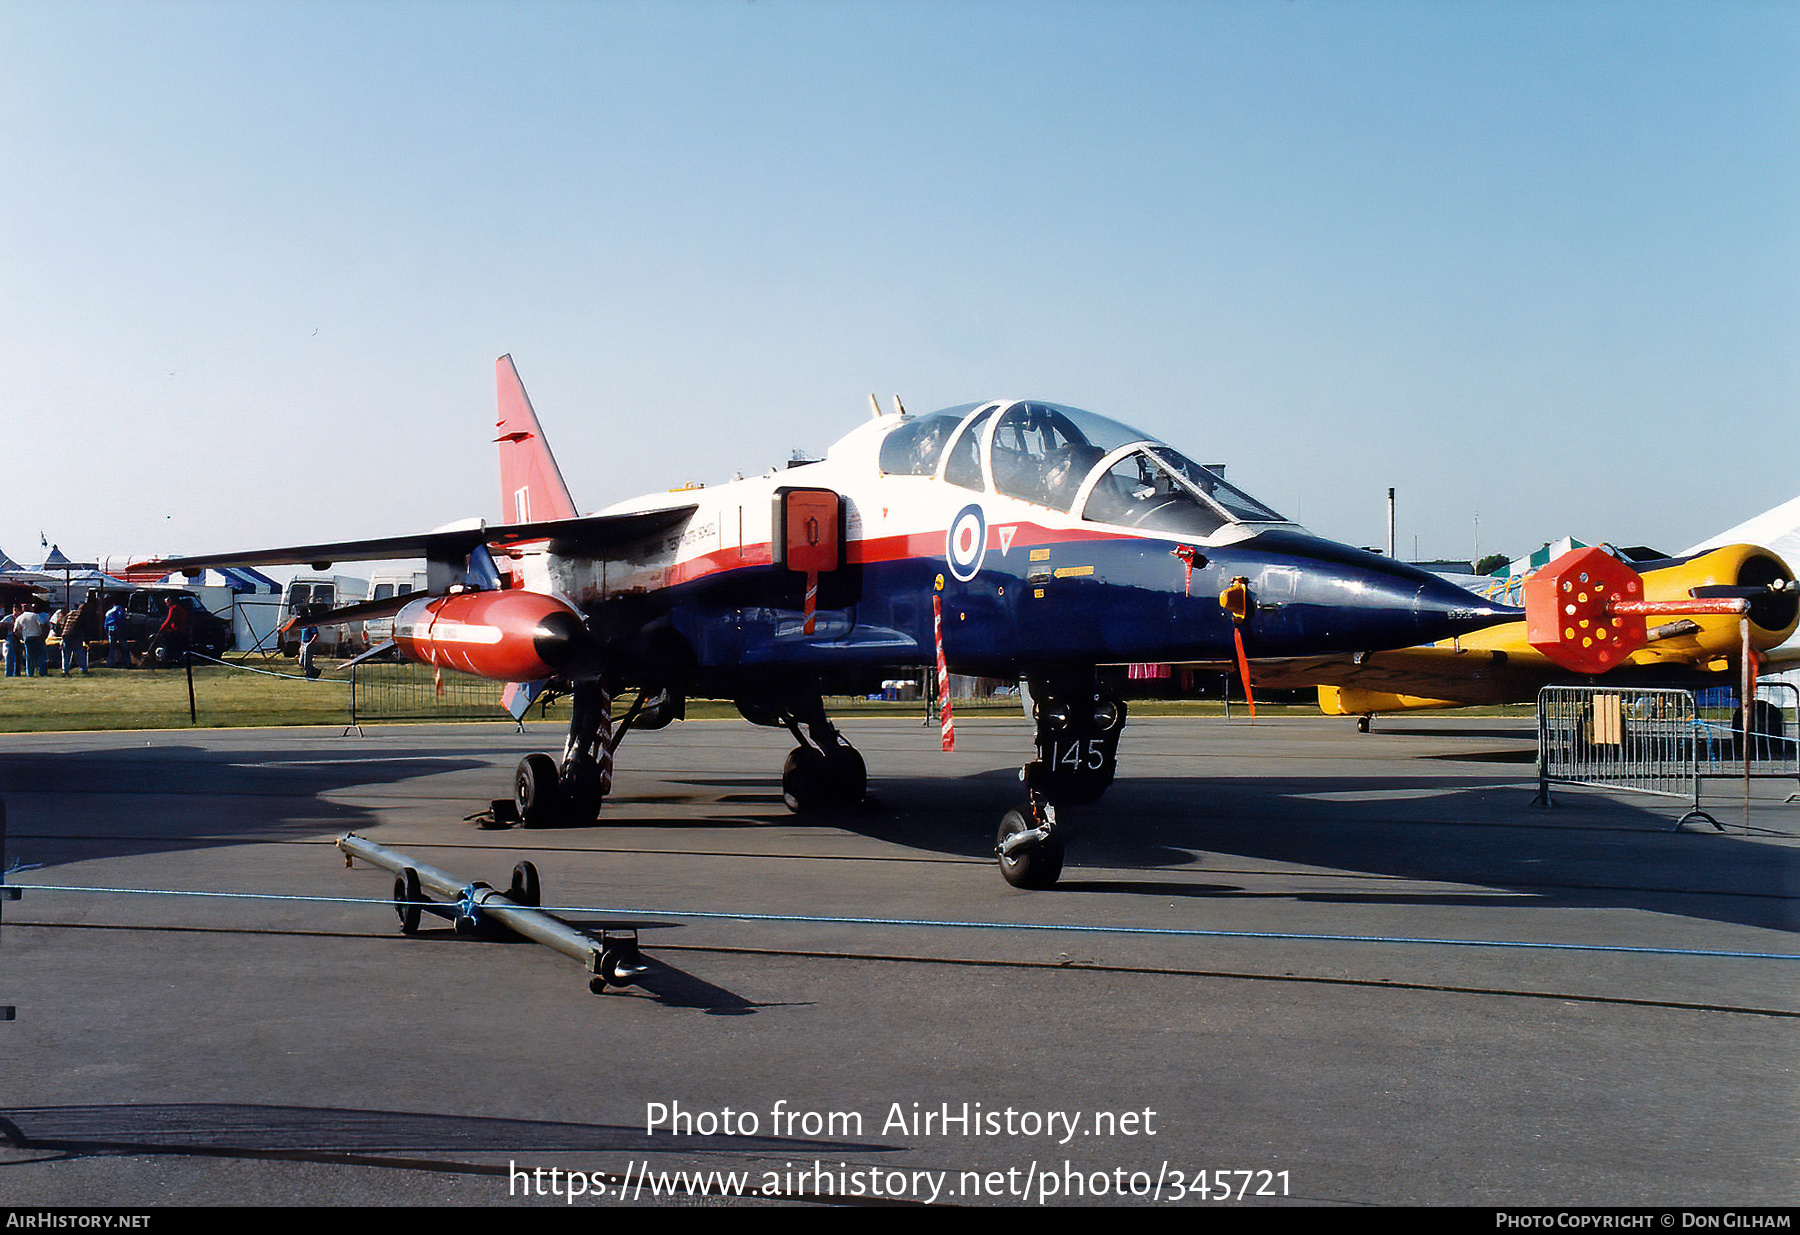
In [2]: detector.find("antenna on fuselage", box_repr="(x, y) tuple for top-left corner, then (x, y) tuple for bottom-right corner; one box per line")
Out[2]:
(893, 394), (907, 417)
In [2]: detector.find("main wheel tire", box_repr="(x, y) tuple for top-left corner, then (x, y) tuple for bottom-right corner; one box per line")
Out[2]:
(515, 753), (561, 828)
(782, 747), (829, 813)
(557, 756), (609, 826)
(996, 807), (1064, 890)
(824, 745), (867, 805)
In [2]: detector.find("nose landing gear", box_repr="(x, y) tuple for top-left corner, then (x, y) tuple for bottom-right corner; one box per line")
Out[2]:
(996, 675), (1126, 889)
(996, 802), (1064, 890)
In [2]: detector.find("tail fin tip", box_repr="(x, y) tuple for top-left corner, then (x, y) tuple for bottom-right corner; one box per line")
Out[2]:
(495, 354), (580, 525)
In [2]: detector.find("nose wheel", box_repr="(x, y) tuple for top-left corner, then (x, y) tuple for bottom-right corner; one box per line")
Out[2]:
(996, 804), (1065, 890)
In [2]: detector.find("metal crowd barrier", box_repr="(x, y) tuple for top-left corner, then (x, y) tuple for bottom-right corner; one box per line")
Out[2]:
(1535, 683), (1799, 829)
(347, 660), (515, 729)
(1690, 681), (1799, 787)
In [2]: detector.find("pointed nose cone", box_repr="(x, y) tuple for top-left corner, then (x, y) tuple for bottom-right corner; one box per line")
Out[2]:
(1406, 570), (1519, 641)
(1234, 530), (1519, 654)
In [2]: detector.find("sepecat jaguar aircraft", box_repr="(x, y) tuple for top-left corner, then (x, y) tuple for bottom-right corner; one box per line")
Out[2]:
(146, 355), (1518, 887)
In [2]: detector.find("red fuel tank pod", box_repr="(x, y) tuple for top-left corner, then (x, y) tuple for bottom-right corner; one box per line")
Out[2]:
(393, 590), (592, 682)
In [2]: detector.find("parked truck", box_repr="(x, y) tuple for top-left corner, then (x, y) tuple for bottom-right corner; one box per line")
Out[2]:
(91, 586), (235, 666)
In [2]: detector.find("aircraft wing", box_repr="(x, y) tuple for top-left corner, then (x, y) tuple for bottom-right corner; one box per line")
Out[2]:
(1159, 649), (1533, 705)
(488, 506), (698, 558)
(1247, 636), (1800, 712)
(139, 506), (698, 575)
(1242, 648), (1536, 706)
(276, 591), (418, 631)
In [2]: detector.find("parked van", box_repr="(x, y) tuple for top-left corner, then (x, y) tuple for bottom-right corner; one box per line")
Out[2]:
(363, 570), (429, 647)
(279, 574), (370, 656)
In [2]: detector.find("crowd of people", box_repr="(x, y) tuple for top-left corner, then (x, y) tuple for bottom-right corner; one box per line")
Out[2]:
(0, 594), (191, 676)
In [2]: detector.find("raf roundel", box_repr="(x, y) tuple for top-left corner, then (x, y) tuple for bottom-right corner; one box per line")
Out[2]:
(945, 503), (988, 582)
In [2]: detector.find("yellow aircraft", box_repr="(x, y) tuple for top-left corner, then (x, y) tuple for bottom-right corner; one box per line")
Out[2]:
(1243, 541), (1799, 729)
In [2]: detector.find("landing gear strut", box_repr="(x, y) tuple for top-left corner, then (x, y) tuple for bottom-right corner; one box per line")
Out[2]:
(778, 696), (866, 813)
(737, 691), (868, 812)
(996, 673), (1126, 889)
(513, 681), (680, 827)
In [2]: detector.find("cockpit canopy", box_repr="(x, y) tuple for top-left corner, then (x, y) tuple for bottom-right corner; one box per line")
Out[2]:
(878, 399), (1287, 539)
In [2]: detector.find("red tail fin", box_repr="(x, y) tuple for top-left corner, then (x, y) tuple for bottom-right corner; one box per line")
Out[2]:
(495, 354), (579, 524)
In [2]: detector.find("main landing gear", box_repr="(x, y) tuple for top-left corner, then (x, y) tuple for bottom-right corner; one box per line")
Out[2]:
(736, 692), (868, 813)
(996, 674), (1126, 890)
(513, 681), (682, 827)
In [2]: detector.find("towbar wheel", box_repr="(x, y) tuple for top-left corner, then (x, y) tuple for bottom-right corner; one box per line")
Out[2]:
(508, 860), (541, 908)
(393, 866), (425, 935)
(588, 929), (644, 994)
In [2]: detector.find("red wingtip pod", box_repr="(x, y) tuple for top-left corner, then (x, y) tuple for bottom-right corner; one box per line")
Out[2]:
(1523, 547), (1648, 674)
(393, 590), (595, 683)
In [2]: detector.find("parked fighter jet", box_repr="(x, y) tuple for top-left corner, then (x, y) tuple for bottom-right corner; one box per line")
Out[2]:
(146, 356), (1518, 887)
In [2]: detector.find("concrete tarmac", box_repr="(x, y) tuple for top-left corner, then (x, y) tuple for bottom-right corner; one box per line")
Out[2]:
(0, 713), (1795, 1207)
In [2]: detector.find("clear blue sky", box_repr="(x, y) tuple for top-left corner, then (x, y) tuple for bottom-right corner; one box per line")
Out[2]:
(3, 0), (1795, 571)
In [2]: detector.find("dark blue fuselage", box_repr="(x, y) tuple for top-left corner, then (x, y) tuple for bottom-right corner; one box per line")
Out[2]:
(604, 527), (1510, 694)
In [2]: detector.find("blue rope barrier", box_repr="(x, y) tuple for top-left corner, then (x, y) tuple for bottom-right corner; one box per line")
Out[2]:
(5, 880), (1797, 961)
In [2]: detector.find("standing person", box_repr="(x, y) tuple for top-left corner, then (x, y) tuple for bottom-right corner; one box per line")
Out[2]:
(60, 598), (96, 676)
(154, 595), (191, 665)
(298, 625), (321, 679)
(104, 598), (129, 667)
(1, 605), (16, 677)
(16, 606), (45, 677)
(34, 606), (53, 676)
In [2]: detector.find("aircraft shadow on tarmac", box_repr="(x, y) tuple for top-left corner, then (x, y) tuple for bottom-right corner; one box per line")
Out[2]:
(0, 744), (501, 867)
(795, 769), (1799, 935)
(4, 739), (1792, 937)
(1357, 725), (1543, 742)
(0, 1102), (885, 1162)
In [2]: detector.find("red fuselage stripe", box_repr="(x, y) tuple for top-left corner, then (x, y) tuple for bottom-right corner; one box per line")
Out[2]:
(657, 522), (1127, 589)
